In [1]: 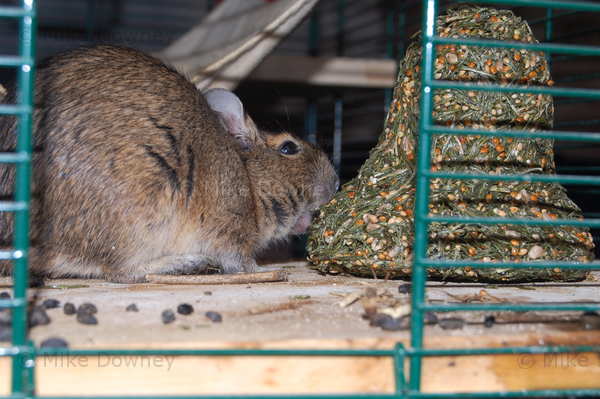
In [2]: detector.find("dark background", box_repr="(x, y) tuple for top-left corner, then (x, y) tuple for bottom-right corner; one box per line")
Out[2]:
(1, 0), (599, 261)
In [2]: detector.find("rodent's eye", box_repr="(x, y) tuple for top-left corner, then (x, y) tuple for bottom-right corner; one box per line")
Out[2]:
(279, 141), (299, 155)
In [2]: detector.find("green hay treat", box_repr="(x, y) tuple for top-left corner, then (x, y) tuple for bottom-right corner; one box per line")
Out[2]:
(307, 6), (595, 282)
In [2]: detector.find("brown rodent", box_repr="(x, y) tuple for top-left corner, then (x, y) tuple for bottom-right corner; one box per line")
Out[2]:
(0, 45), (338, 283)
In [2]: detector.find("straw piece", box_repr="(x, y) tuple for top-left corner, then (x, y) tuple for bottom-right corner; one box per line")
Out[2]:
(145, 271), (288, 285)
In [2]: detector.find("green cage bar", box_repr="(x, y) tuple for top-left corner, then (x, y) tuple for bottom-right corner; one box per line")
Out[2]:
(7, 0), (36, 395)
(410, 0), (437, 392)
(0, 0), (37, 396)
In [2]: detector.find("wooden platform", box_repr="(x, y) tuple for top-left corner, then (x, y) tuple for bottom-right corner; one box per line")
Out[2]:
(1, 263), (599, 395)
(248, 55), (397, 88)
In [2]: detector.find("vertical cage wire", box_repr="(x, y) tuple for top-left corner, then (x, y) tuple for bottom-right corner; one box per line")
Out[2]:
(410, 0), (437, 392)
(0, 0), (37, 396)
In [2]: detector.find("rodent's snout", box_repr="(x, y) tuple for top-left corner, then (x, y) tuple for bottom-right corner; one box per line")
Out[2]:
(326, 175), (340, 202)
(312, 165), (339, 210)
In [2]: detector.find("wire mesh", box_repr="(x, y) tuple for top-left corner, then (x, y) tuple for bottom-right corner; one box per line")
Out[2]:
(410, 0), (600, 396)
(2, 0), (600, 398)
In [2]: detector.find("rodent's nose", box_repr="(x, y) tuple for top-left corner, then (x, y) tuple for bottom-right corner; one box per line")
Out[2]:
(313, 175), (339, 209)
(326, 175), (340, 202)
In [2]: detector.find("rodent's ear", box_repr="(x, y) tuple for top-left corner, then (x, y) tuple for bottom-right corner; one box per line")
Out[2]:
(204, 88), (263, 150)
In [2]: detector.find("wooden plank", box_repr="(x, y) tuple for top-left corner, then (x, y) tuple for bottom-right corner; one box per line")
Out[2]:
(247, 55), (397, 88)
(145, 270), (288, 284)
(1, 333), (600, 395)
(1, 265), (598, 395)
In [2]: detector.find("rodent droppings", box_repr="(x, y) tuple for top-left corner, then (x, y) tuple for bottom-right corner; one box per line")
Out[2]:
(63, 302), (76, 315)
(42, 298), (60, 309)
(76, 303), (98, 325)
(369, 314), (409, 331)
(398, 284), (411, 295)
(424, 312), (438, 325)
(0, 311), (10, 341)
(484, 315), (496, 328)
(581, 311), (600, 330)
(177, 303), (194, 315)
(76, 312), (98, 325)
(0, 311), (9, 325)
(439, 317), (465, 330)
(162, 310), (176, 324)
(125, 303), (139, 312)
(0, 326), (10, 341)
(40, 337), (69, 349)
(29, 306), (51, 327)
(78, 303), (98, 314)
(205, 311), (222, 323)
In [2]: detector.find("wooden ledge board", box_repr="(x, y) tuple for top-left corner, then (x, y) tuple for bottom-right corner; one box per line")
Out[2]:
(0, 263), (599, 395)
(1, 332), (599, 395)
(248, 55), (397, 88)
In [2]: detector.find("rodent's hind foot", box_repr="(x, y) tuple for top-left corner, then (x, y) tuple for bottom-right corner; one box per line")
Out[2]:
(106, 273), (147, 284)
(219, 254), (258, 274)
(111, 254), (211, 283)
(242, 260), (258, 273)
